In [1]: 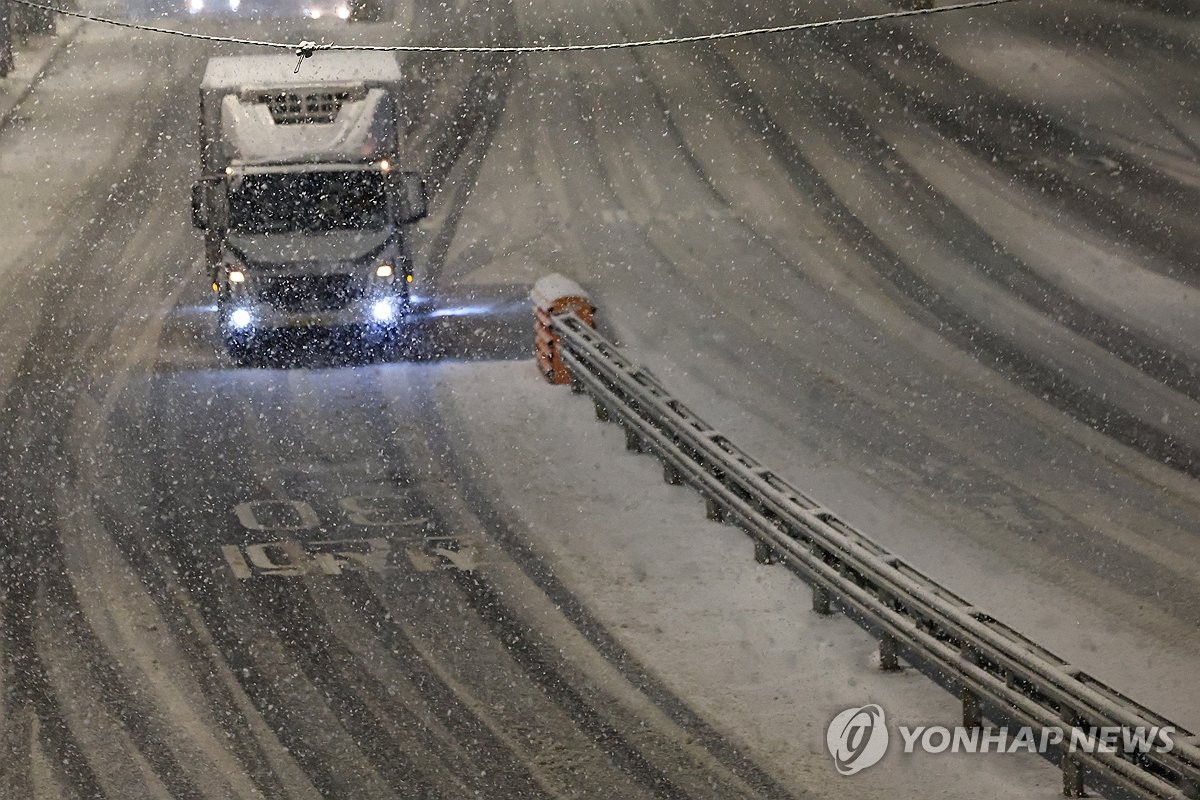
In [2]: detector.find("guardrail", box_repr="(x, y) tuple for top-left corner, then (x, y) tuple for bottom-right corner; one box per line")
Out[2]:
(531, 274), (1200, 800)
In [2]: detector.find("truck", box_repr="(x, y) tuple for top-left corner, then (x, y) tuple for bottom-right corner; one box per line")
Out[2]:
(192, 53), (427, 361)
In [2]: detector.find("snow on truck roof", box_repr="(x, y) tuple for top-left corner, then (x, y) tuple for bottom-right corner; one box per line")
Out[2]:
(202, 53), (401, 91)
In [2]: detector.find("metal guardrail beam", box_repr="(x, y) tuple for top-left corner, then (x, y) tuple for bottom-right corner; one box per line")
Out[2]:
(536, 292), (1200, 800)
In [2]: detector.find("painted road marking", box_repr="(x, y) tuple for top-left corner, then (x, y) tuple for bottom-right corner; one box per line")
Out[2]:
(405, 536), (480, 573)
(221, 536), (480, 579)
(235, 500), (321, 531)
(223, 495), (466, 578)
(234, 496), (428, 531)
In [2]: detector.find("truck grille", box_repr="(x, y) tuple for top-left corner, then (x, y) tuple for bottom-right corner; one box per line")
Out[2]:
(253, 90), (358, 124)
(255, 275), (360, 312)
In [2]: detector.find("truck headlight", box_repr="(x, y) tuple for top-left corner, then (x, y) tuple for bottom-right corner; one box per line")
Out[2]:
(229, 308), (254, 330)
(371, 299), (397, 324)
(228, 269), (246, 284)
(375, 263), (393, 279)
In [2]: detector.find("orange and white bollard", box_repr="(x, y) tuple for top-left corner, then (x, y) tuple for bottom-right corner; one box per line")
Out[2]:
(531, 274), (595, 384)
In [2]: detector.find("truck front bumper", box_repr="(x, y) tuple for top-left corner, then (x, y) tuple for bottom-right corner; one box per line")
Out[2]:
(220, 292), (408, 338)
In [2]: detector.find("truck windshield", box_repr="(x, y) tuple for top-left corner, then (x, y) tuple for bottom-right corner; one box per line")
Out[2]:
(227, 170), (387, 234)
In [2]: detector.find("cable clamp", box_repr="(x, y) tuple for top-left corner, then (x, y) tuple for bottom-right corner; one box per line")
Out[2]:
(294, 40), (322, 72)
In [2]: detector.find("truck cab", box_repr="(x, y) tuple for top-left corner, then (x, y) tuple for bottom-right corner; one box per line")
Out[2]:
(192, 53), (426, 360)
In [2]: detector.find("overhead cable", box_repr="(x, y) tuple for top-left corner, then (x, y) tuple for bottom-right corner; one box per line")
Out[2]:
(8, 0), (1031, 62)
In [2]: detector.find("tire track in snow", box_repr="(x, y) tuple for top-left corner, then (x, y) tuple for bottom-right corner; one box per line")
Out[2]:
(399, 371), (799, 800)
(762, 34), (1200, 401)
(823, 24), (1200, 284)
(271, 372), (702, 799)
(0, 39), (214, 796)
(631, 0), (1200, 479)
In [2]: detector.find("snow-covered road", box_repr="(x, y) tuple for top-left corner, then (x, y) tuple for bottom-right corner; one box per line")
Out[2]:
(0, 0), (1194, 796)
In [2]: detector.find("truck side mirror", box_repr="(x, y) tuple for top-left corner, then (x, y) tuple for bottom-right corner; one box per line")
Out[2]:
(397, 172), (427, 223)
(191, 182), (208, 230)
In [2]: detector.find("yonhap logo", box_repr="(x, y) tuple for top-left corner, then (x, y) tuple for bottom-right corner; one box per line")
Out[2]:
(827, 704), (889, 775)
(825, 702), (1175, 777)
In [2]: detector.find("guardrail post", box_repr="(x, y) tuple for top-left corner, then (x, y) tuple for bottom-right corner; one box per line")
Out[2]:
(959, 645), (984, 726)
(812, 586), (832, 616)
(1062, 755), (1085, 798)
(754, 538), (778, 564)
(705, 498), (725, 522)
(625, 427), (643, 453)
(594, 400), (610, 422)
(1059, 706), (1086, 798)
(879, 634), (900, 671)
(663, 463), (683, 486)
(961, 689), (982, 728)
(531, 274), (595, 385)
